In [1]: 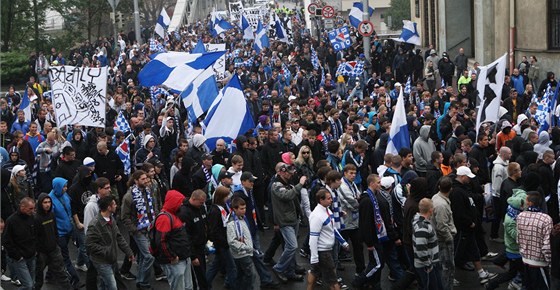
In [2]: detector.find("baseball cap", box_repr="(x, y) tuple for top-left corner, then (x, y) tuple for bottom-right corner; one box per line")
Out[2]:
(11, 165), (26, 177)
(380, 176), (394, 188)
(240, 171), (257, 182)
(219, 171), (234, 180)
(83, 157), (96, 167)
(456, 166), (475, 178)
(201, 153), (213, 160)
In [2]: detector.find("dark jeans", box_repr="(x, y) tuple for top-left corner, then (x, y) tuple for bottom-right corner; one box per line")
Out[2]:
(263, 229), (284, 261)
(352, 246), (383, 290)
(524, 265), (550, 290)
(119, 233), (138, 274)
(416, 263), (443, 290)
(486, 258), (523, 290)
(36, 248), (72, 289)
(206, 246), (236, 289)
(192, 251), (208, 290)
(57, 234), (81, 285)
(381, 241), (404, 280)
(341, 228), (365, 273)
(491, 196), (504, 239)
(234, 256), (255, 290)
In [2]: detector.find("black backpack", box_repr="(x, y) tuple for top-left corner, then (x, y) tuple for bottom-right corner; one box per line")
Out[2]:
(149, 211), (174, 255)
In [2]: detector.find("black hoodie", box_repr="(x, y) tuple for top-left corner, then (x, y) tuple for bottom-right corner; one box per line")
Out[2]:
(34, 193), (59, 253)
(171, 156), (196, 197)
(4, 201), (36, 260)
(68, 166), (95, 223)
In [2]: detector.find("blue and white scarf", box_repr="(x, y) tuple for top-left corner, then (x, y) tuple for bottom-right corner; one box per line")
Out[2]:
(327, 185), (344, 230)
(506, 205), (521, 220)
(365, 188), (388, 242)
(131, 184), (155, 231)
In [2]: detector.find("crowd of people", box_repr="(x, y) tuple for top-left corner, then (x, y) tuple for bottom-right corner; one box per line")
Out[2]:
(1, 5), (560, 290)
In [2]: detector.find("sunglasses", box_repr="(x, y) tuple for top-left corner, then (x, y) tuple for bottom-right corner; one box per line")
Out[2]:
(302, 151), (310, 154)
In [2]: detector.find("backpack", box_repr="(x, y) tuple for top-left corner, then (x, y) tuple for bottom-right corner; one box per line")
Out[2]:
(149, 211), (174, 255)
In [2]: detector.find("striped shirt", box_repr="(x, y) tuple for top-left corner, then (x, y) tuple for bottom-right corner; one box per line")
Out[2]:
(412, 213), (439, 268)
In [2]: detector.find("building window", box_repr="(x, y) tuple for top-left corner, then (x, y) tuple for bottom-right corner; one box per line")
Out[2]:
(415, 0), (420, 18)
(550, 0), (560, 49)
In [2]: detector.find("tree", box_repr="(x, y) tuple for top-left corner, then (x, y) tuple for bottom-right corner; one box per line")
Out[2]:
(139, 0), (175, 29)
(387, 0), (411, 31)
(1, 0), (46, 52)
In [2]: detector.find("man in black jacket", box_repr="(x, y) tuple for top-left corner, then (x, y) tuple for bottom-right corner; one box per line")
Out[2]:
(177, 189), (208, 290)
(54, 146), (81, 184)
(93, 141), (124, 191)
(34, 193), (74, 289)
(3, 197), (37, 289)
(469, 133), (494, 185)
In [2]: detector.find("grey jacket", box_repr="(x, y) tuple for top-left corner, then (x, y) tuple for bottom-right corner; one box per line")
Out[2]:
(431, 192), (457, 243)
(226, 214), (253, 259)
(271, 178), (303, 226)
(337, 178), (360, 229)
(413, 126), (436, 173)
(86, 213), (133, 265)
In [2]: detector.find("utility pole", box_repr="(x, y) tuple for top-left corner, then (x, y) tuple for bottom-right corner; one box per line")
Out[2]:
(362, 0), (371, 64)
(108, 0), (119, 52)
(133, 0), (142, 45)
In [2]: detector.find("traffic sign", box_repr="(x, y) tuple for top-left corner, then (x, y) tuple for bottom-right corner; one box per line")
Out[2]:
(322, 5), (335, 18)
(308, 3), (319, 15)
(358, 20), (374, 37)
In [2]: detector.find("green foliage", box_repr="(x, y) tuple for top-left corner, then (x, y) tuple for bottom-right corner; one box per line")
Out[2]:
(1, 51), (31, 85)
(387, 0), (411, 30)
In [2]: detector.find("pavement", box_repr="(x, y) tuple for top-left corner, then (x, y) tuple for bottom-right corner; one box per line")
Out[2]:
(2, 218), (510, 290)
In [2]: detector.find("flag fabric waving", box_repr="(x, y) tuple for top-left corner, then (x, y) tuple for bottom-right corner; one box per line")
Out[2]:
(138, 51), (225, 92)
(20, 87), (32, 122)
(192, 39), (206, 53)
(210, 13), (234, 37)
(274, 14), (289, 43)
(395, 20), (421, 46)
(404, 76), (412, 95)
(253, 20), (270, 53)
(114, 110), (132, 133)
(155, 8), (170, 38)
(386, 87), (411, 154)
(328, 26), (352, 51)
(203, 74), (255, 150)
(180, 66), (220, 122)
(116, 138), (131, 175)
(240, 13), (254, 40)
(336, 61), (364, 77)
(475, 53), (507, 133)
(536, 84), (560, 132)
(348, 2), (374, 28)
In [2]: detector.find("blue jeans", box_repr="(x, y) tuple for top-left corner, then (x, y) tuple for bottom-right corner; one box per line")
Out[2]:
(273, 225), (298, 276)
(251, 232), (273, 284)
(12, 256), (36, 290)
(92, 262), (117, 290)
(416, 263), (443, 290)
(75, 225), (90, 267)
(57, 234), (80, 285)
(133, 232), (155, 287)
(382, 242), (404, 280)
(161, 259), (193, 290)
(206, 246), (236, 289)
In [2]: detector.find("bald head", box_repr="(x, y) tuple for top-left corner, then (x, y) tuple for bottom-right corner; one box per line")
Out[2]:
(499, 146), (512, 161)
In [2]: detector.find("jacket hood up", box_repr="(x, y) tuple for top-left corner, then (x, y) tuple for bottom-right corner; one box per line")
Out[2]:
(162, 190), (185, 214)
(211, 164), (225, 181)
(36, 192), (52, 215)
(419, 125), (431, 141)
(51, 177), (68, 198)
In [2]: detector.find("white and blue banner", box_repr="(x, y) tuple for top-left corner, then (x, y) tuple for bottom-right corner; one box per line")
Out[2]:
(386, 87), (410, 154)
(328, 26), (352, 51)
(155, 8), (170, 38)
(180, 67), (219, 122)
(348, 2), (374, 28)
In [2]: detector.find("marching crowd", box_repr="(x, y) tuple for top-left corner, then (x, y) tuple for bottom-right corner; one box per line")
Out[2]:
(1, 5), (560, 290)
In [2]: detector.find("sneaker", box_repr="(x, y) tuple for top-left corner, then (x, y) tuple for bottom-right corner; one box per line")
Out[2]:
(481, 252), (499, 261)
(459, 262), (475, 271)
(11, 280), (21, 286)
(479, 270), (498, 284)
(337, 277), (343, 283)
(154, 273), (167, 281)
(299, 249), (309, 258)
(490, 237), (504, 243)
(1, 275), (11, 282)
(120, 271), (136, 280)
(75, 264), (88, 272)
(453, 279), (461, 286)
(272, 268), (288, 283)
(508, 281), (522, 290)
(340, 282), (349, 289)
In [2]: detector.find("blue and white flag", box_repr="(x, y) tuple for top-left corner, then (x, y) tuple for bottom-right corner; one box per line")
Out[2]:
(336, 61), (364, 77)
(311, 47), (320, 70)
(404, 76), (412, 95)
(386, 87), (410, 154)
(116, 138), (131, 175)
(536, 84), (560, 132)
(240, 13), (254, 40)
(328, 26), (352, 51)
(253, 20), (269, 53)
(21, 87), (32, 122)
(203, 74), (255, 150)
(395, 20), (420, 46)
(348, 2), (374, 28)
(113, 110), (131, 133)
(210, 13), (234, 37)
(155, 8), (170, 38)
(149, 38), (166, 53)
(180, 66), (219, 122)
(282, 62), (291, 81)
(274, 13), (289, 43)
(138, 51), (225, 92)
(150, 86), (169, 107)
(192, 39), (206, 53)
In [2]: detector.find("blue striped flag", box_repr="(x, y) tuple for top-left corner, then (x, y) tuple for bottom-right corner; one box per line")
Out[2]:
(116, 138), (131, 175)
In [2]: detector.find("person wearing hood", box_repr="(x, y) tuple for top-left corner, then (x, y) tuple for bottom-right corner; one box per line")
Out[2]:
(86, 195), (134, 290)
(70, 129), (89, 162)
(49, 177), (83, 288)
(172, 156), (197, 197)
(413, 125), (437, 176)
(490, 146), (512, 242)
(438, 52), (455, 87)
(186, 133), (208, 164)
(496, 121), (516, 151)
(68, 165), (95, 273)
(538, 72), (557, 97)
(134, 134), (161, 170)
(154, 190), (194, 290)
(512, 114), (529, 136)
(534, 131), (552, 159)
(159, 115), (179, 170)
(34, 193), (74, 290)
(2, 146), (32, 182)
(3, 197), (37, 289)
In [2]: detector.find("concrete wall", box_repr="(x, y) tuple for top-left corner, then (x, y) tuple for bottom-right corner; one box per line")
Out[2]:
(440, 0), (472, 57)
(516, 1), (547, 51)
(473, 0), (494, 64)
(493, 0), (510, 59)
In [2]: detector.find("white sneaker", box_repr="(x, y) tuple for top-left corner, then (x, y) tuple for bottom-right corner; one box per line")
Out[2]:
(0, 275), (10, 282)
(508, 281), (522, 290)
(10, 279), (21, 286)
(479, 270), (497, 284)
(75, 264), (88, 272)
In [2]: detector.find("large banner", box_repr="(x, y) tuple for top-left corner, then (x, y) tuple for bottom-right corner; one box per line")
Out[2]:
(49, 66), (107, 128)
(228, 1), (244, 20)
(328, 26), (352, 51)
(205, 43), (227, 80)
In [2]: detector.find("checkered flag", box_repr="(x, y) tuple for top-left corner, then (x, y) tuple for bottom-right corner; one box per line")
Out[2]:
(336, 61), (364, 77)
(404, 76), (412, 95)
(282, 62), (291, 80)
(150, 86), (169, 106)
(114, 110), (131, 133)
(311, 47), (320, 70)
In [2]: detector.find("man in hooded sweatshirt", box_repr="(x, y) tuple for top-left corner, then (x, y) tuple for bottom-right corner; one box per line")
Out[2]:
(134, 134), (161, 170)
(413, 125), (437, 177)
(154, 190), (193, 290)
(49, 177), (84, 288)
(34, 193), (74, 290)
(186, 134), (208, 164)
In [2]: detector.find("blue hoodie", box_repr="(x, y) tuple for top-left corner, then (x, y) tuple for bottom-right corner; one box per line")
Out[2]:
(49, 177), (73, 236)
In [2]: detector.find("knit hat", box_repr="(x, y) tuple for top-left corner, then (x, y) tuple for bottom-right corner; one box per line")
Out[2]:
(83, 157), (95, 167)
